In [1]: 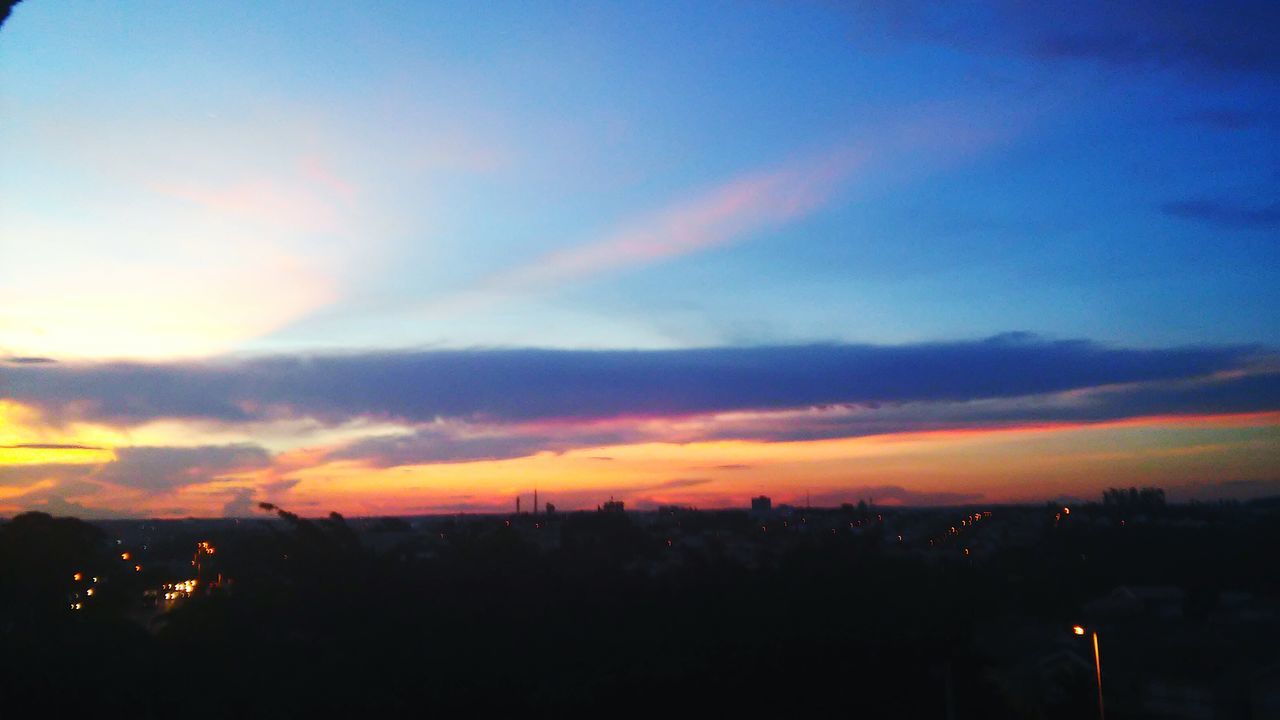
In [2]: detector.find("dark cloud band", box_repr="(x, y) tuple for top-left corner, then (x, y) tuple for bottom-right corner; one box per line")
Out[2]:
(2, 335), (1270, 427)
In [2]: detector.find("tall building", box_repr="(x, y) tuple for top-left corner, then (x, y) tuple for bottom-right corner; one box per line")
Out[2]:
(751, 496), (772, 513)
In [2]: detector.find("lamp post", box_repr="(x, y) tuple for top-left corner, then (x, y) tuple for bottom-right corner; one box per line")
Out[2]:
(1072, 625), (1104, 720)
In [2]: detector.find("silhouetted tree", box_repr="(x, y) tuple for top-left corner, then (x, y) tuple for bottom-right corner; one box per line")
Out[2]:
(1102, 486), (1166, 512)
(0, 512), (106, 621)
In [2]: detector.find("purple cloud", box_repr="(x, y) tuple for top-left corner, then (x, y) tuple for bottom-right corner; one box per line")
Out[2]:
(4, 335), (1269, 428)
(97, 444), (271, 493)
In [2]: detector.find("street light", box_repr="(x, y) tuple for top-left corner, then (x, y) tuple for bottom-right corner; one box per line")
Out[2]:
(1072, 624), (1104, 720)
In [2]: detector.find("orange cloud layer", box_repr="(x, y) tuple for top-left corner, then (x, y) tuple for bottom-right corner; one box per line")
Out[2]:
(5, 409), (1270, 518)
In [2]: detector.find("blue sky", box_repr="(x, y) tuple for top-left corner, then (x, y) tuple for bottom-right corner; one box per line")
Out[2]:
(1, 2), (1277, 516)
(4, 1), (1276, 356)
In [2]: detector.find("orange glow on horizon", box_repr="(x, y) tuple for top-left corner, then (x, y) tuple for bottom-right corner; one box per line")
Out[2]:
(1, 400), (1276, 518)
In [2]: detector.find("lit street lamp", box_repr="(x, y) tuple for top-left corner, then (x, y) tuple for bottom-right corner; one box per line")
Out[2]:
(1072, 625), (1104, 720)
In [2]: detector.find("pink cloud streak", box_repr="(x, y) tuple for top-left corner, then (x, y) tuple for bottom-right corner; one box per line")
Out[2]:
(488, 147), (866, 292)
(422, 103), (1012, 316)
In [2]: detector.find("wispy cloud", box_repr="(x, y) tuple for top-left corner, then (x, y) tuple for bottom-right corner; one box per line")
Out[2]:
(650, 477), (713, 490)
(158, 178), (345, 235)
(261, 478), (301, 495)
(1161, 199), (1280, 230)
(479, 149), (863, 294)
(412, 147), (863, 320)
(3, 356), (56, 365)
(866, 1), (1280, 76)
(0, 443), (105, 451)
(0, 463), (97, 488)
(327, 422), (629, 468)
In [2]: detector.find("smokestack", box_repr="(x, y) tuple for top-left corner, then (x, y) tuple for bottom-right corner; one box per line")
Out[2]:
(534, 488), (538, 515)
(516, 496), (521, 514)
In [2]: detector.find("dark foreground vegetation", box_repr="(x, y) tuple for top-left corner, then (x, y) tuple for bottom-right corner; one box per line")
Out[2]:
(2, 494), (1279, 718)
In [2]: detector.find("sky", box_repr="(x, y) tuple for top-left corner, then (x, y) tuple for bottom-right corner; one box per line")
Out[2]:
(1, 1), (1277, 518)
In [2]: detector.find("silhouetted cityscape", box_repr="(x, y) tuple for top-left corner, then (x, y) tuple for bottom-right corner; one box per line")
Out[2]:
(3, 491), (1279, 717)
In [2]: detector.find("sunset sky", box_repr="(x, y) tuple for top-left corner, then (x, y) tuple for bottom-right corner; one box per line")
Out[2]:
(2, 2), (1277, 517)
